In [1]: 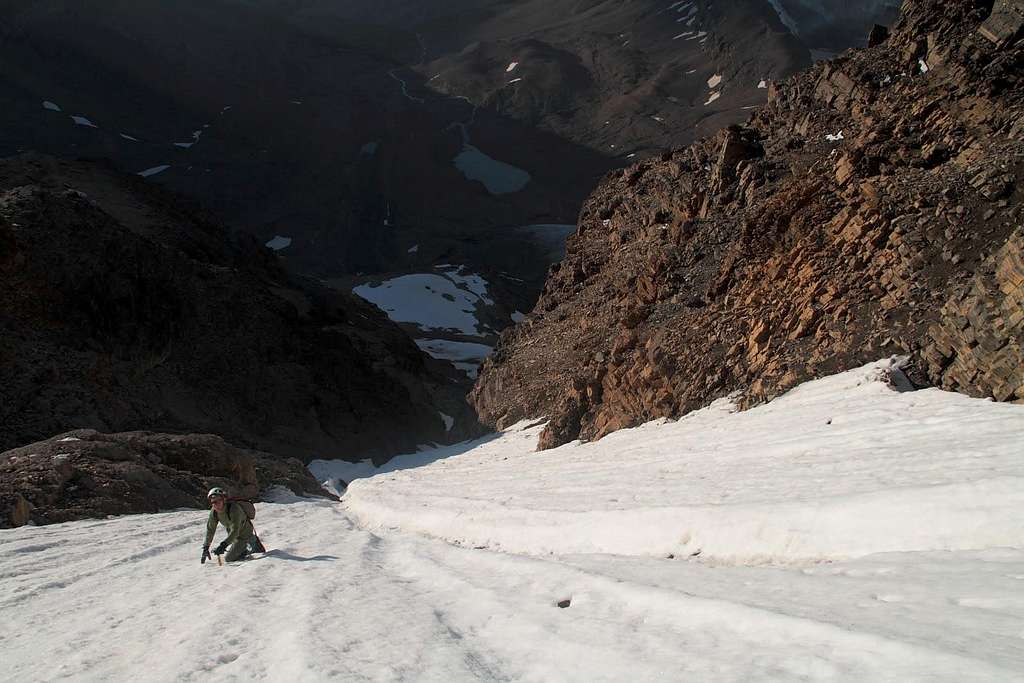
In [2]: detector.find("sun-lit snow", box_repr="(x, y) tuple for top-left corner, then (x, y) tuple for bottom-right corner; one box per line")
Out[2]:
(707, 73), (723, 89)
(826, 131), (845, 141)
(265, 236), (292, 251)
(343, 359), (1024, 563)
(138, 165), (170, 178)
(506, 61), (519, 72)
(705, 91), (721, 105)
(3, 360), (1023, 680)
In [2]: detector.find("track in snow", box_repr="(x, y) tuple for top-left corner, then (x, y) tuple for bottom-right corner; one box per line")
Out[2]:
(2, 496), (1023, 681)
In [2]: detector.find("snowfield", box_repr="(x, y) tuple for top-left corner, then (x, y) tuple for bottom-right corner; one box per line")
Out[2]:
(342, 359), (1024, 562)
(3, 360), (1024, 680)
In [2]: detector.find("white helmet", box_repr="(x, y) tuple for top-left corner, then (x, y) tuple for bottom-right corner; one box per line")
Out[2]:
(207, 487), (227, 500)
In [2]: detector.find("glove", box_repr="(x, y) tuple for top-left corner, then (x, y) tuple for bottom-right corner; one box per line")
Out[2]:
(214, 541), (229, 556)
(201, 546), (212, 564)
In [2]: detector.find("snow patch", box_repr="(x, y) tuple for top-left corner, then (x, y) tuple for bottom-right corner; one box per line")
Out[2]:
(265, 236), (292, 251)
(42, 101), (62, 112)
(354, 269), (492, 335)
(137, 165), (170, 178)
(71, 116), (97, 128)
(454, 145), (531, 195)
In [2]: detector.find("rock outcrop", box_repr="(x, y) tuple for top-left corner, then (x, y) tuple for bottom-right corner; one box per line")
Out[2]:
(0, 430), (330, 528)
(472, 0), (1024, 449)
(0, 155), (476, 461)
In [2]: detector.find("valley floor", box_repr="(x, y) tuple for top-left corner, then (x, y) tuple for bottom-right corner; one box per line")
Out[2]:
(2, 360), (1023, 680)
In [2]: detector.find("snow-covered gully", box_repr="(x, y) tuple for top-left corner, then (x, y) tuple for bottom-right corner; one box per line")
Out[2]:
(2, 361), (1023, 680)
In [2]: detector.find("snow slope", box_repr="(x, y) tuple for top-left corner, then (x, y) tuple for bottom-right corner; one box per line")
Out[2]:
(342, 359), (1024, 562)
(3, 495), (1023, 680)
(3, 360), (1024, 680)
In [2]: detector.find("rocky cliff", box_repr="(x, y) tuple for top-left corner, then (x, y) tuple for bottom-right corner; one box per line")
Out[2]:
(0, 154), (475, 461)
(471, 0), (1024, 449)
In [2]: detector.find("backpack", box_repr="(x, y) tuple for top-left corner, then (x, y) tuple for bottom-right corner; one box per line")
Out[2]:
(228, 498), (257, 520)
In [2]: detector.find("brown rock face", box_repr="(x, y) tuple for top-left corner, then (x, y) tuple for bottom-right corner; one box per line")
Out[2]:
(0, 155), (477, 462)
(0, 430), (332, 528)
(471, 0), (1024, 449)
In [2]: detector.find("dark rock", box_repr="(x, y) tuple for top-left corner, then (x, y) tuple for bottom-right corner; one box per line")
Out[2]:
(868, 24), (891, 48)
(0, 155), (477, 463)
(0, 429), (334, 528)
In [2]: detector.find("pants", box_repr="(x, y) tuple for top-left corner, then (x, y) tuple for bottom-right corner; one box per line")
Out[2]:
(224, 533), (254, 562)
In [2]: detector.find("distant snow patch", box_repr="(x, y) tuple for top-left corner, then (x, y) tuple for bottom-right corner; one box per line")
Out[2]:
(43, 101), (62, 112)
(511, 311), (527, 323)
(120, 133), (140, 142)
(138, 165), (170, 178)
(265, 236), (292, 251)
(407, 244), (419, 254)
(508, 78), (523, 84)
(355, 273), (487, 335)
(707, 74), (723, 89)
(454, 145), (530, 195)
(704, 91), (721, 105)
(758, 79), (768, 89)
(506, 62), (519, 73)
(919, 59), (930, 74)
(71, 116), (97, 128)
(826, 131), (845, 142)
(439, 412), (455, 432)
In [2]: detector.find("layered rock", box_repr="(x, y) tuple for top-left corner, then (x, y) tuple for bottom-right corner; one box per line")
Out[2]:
(0, 430), (330, 528)
(0, 154), (476, 461)
(472, 0), (1024, 449)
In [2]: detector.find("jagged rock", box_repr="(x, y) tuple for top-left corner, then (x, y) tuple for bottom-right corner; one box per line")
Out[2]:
(979, 0), (1024, 47)
(0, 429), (334, 528)
(472, 0), (1024, 449)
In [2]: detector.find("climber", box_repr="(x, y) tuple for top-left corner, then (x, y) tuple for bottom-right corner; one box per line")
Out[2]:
(201, 487), (260, 564)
